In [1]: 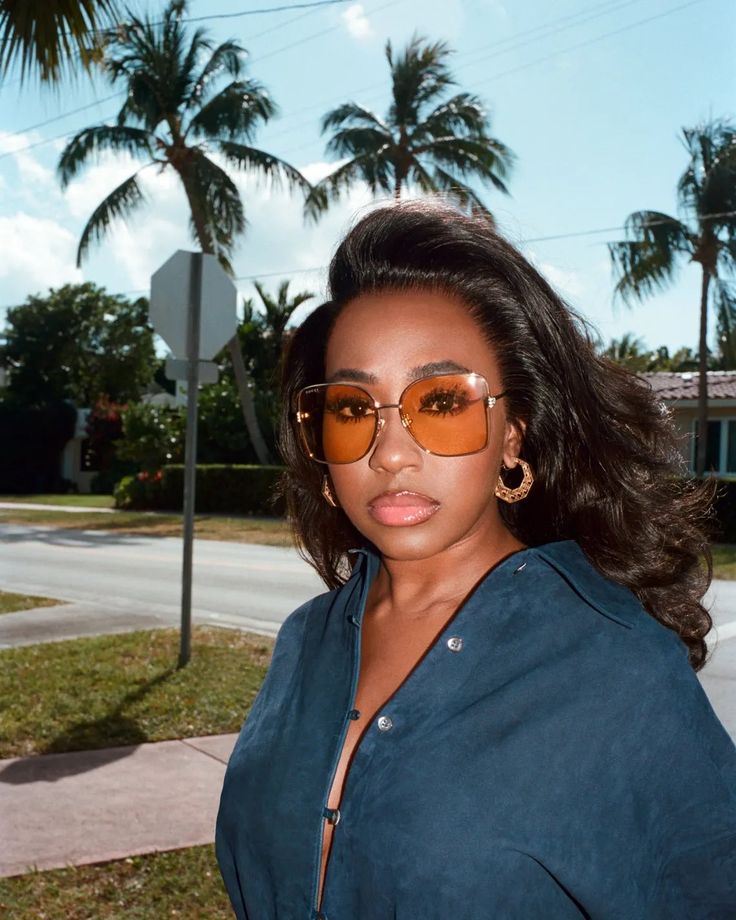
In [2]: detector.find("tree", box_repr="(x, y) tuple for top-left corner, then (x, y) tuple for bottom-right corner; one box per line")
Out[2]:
(208, 280), (315, 458)
(0, 0), (122, 83)
(602, 332), (651, 372)
(304, 32), (515, 220)
(57, 0), (313, 463)
(0, 282), (155, 407)
(608, 118), (736, 477)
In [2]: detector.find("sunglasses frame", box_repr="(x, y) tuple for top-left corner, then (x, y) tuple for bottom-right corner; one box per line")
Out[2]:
(294, 371), (508, 464)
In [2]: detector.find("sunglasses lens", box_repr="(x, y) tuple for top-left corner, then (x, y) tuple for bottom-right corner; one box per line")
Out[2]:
(298, 384), (377, 463)
(403, 374), (489, 456)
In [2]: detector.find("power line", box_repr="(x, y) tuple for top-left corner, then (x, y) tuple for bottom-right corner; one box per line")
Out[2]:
(0, 0), (353, 46)
(2, 213), (734, 312)
(468, 0), (711, 90)
(0, 0), (397, 144)
(7, 93), (123, 139)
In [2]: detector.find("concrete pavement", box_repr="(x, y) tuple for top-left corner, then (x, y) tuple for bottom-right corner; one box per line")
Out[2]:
(0, 733), (236, 878)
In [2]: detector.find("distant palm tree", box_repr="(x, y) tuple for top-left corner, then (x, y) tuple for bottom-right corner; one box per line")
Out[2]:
(304, 33), (515, 220)
(0, 0), (121, 82)
(603, 332), (651, 372)
(57, 0), (313, 463)
(252, 279), (314, 365)
(608, 118), (736, 476)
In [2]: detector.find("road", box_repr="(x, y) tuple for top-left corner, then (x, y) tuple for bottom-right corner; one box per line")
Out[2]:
(0, 523), (324, 637)
(0, 523), (733, 738)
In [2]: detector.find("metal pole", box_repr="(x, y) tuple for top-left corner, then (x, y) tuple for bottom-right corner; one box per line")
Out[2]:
(179, 251), (202, 668)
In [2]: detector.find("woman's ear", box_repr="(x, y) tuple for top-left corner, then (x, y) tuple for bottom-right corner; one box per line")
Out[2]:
(502, 418), (526, 467)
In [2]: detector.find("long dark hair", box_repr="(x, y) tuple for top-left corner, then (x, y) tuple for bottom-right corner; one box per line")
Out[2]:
(278, 199), (716, 672)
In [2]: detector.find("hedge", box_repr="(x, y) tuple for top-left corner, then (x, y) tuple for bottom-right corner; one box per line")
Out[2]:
(113, 464), (286, 516)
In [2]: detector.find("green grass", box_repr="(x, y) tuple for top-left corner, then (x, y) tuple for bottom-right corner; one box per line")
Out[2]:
(0, 590), (64, 615)
(0, 844), (232, 919)
(710, 544), (736, 580)
(0, 493), (115, 508)
(0, 507), (293, 546)
(0, 626), (274, 759)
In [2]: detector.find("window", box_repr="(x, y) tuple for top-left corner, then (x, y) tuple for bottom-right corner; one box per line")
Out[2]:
(692, 419), (736, 474)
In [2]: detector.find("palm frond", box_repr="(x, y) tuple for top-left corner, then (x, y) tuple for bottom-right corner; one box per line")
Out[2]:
(320, 102), (390, 134)
(217, 141), (311, 196)
(386, 33), (455, 126)
(426, 164), (490, 215)
(186, 39), (246, 108)
(415, 135), (514, 193)
(58, 124), (154, 188)
(410, 92), (487, 142)
(187, 80), (276, 140)
(0, 0), (121, 82)
(185, 150), (245, 259)
(76, 171), (146, 266)
(325, 127), (393, 159)
(677, 119), (736, 220)
(608, 211), (692, 305)
(303, 155), (392, 222)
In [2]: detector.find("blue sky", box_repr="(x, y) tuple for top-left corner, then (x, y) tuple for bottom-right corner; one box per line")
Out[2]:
(0, 0), (733, 358)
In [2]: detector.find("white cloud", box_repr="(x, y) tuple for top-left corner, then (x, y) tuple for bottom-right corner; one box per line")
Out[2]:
(341, 3), (373, 41)
(538, 262), (584, 299)
(0, 130), (55, 187)
(0, 213), (83, 304)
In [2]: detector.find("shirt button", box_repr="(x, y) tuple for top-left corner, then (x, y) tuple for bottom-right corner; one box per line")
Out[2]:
(348, 708), (361, 720)
(377, 714), (393, 732)
(447, 636), (464, 652)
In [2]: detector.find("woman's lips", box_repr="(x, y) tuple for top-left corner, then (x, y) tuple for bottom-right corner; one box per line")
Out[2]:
(367, 490), (440, 527)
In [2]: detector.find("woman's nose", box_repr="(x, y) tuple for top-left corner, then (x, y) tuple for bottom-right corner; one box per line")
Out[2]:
(368, 406), (422, 473)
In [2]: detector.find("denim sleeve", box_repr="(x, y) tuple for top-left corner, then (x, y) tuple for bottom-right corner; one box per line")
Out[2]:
(647, 645), (736, 917)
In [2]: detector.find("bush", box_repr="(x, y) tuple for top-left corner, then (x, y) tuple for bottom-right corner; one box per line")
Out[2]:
(113, 464), (285, 516)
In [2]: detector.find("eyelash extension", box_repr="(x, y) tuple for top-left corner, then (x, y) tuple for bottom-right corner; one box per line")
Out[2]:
(418, 386), (470, 415)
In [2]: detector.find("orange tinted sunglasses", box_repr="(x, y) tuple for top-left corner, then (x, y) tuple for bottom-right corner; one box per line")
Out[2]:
(294, 372), (507, 464)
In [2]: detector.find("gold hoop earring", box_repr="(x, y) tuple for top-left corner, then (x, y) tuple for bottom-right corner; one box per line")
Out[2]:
(495, 457), (534, 503)
(321, 475), (338, 508)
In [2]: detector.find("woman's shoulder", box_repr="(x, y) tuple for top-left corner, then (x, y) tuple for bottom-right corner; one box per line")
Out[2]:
(527, 538), (687, 654)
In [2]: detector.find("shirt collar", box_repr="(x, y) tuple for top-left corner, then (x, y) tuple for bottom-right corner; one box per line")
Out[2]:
(345, 539), (641, 629)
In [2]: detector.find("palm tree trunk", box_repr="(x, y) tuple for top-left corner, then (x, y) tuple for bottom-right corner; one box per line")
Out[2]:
(179, 170), (271, 464)
(695, 268), (711, 477)
(394, 175), (402, 199)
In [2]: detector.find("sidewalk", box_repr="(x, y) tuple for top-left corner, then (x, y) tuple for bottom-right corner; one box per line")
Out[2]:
(0, 733), (237, 878)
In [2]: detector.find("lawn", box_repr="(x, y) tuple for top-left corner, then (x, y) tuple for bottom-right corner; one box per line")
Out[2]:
(0, 626), (274, 759)
(0, 505), (293, 546)
(0, 845), (232, 919)
(0, 493), (115, 508)
(0, 590), (64, 615)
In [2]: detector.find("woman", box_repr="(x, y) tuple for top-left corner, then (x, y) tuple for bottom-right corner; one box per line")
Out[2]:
(216, 199), (736, 919)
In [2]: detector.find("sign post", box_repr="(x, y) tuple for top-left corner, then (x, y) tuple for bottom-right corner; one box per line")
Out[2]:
(150, 250), (237, 667)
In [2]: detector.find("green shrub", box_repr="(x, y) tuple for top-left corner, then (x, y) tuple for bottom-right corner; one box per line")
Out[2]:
(113, 464), (285, 516)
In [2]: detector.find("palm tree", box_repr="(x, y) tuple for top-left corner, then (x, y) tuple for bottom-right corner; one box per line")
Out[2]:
(602, 332), (651, 372)
(252, 279), (314, 365)
(0, 0), (121, 83)
(304, 33), (515, 221)
(608, 119), (736, 476)
(57, 0), (313, 464)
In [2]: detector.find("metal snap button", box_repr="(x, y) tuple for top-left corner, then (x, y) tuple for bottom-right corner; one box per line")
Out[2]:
(377, 714), (393, 732)
(447, 636), (464, 652)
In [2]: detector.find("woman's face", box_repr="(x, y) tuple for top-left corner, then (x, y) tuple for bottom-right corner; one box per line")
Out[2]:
(323, 288), (524, 562)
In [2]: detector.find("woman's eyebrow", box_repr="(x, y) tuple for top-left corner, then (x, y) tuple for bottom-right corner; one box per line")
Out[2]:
(325, 360), (470, 384)
(325, 368), (378, 384)
(408, 360), (471, 379)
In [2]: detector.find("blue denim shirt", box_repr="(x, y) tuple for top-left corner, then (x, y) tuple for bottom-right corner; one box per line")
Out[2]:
(215, 539), (736, 919)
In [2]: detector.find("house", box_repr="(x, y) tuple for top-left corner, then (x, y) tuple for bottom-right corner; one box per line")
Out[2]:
(640, 371), (736, 478)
